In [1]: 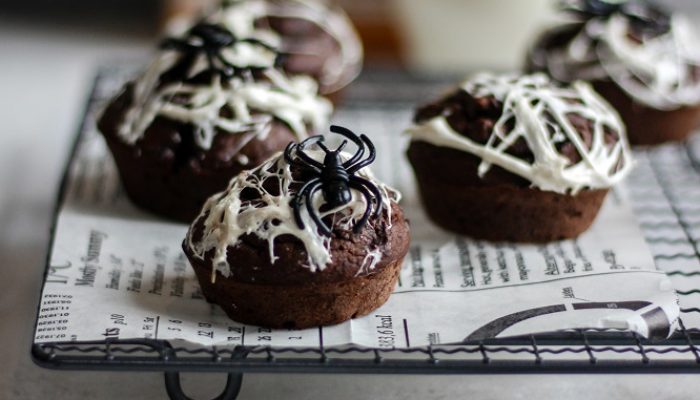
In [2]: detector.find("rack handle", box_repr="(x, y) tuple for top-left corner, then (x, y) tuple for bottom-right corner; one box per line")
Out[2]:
(164, 371), (243, 400)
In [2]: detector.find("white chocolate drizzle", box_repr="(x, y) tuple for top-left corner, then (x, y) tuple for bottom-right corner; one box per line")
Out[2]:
(185, 149), (400, 280)
(541, 13), (700, 110)
(116, 1), (332, 150)
(217, 0), (363, 93)
(406, 73), (633, 195)
(356, 247), (383, 277)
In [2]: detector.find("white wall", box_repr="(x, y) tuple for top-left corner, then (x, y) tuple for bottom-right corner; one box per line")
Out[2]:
(392, 0), (700, 72)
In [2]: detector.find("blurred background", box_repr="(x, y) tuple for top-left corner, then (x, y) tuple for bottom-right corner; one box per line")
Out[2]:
(1, 0), (699, 73)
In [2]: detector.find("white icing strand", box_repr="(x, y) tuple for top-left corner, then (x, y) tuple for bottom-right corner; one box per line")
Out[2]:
(185, 150), (400, 278)
(219, 0), (363, 93)
(356, 247), (383, 277)
(406, 73), (633, 195)
(117, 1), (332, 150)
(544, 13), (700, 110)
(215, 0), (280, 47)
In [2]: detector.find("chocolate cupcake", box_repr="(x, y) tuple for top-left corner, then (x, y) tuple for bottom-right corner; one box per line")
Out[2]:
(215, 0), (363, 95)
(98, 20), (332, 222)
(183, 126), (410, 329)
(527, 0), (700, 145)
(406, 73), (633, 242)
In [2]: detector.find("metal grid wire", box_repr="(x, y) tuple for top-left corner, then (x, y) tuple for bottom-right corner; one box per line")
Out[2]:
(31, 70), (700, 375)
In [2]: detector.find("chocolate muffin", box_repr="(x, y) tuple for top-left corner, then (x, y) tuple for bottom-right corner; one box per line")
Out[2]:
(406, 73), (633, 242)
(527, 0), (700, 145)
(215, 0), (363, 95)
(98, 21), (332, 222)
(183, 126), (410, 329)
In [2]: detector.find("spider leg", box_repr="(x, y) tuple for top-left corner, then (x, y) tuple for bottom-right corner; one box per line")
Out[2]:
(240, 37), (277, 52)
(204, 50), (219, 77)
(214, 52), (235, 78)
(349, 175), (384, 219)
(347, 135), (376, 174)
(295, 136), (325, 170)
(284, 142), (297, 165)
(335, 140), (348, 154)
(285, 142), (321, 174)
(292, 179), (321, 230)
(349, 178), (384, 233)
(298, 135), (325, 150)
(347, 180), (374, 233)
(304, 183), (332, 236)
(330, 125), (364, 168)
(317, 141), (331, 154)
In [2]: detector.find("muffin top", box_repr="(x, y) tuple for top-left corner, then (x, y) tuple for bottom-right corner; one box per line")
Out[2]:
(406, 72), (633, 194)
(215, 0), (363, 94)
(529, 0), (700, 110)
(184, 130), (407, 284)
(109, 8), (332, 157)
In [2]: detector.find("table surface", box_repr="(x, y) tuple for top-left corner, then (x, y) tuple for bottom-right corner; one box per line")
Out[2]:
(1, 17), (699, 400)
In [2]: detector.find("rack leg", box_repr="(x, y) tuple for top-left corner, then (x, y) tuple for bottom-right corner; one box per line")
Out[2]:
(164, 371), (244, 400)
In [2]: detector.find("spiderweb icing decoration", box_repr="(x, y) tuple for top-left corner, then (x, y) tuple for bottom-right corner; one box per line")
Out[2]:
(218, 0), (363, 93)
(185, 150), (400, 279)
(542, 2), (700, 110)
(406, 73), (633, 195)
(117, 0), (332, 151)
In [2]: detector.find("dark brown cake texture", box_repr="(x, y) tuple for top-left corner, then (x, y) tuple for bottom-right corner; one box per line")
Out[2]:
(183, 129), (410, 329)
(98, 19), (331, 222)
(406, 73), (633, 242)
(218, 0), (363, 96)
(526, 0), (700, 145)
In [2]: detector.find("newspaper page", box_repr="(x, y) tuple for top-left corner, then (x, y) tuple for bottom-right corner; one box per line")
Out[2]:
(34, 72), (679, 348)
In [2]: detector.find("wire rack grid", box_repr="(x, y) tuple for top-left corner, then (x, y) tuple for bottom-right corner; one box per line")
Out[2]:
(31, 69), (700, 400)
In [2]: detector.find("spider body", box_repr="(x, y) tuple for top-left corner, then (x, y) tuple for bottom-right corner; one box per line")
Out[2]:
(285, 125), (383, 236)
(318, 145), (352, 208)
(160, 23), (276, 79)
(191, 24), (237, 48)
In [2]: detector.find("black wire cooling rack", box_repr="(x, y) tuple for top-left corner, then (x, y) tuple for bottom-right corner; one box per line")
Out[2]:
(31, 69), (700, 400)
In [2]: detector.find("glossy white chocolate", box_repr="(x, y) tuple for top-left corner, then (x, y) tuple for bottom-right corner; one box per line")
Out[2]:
(406, 73), (633, 194)
(185, 149), (400, 279)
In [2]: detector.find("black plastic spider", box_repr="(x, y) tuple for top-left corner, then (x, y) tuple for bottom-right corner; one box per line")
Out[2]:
(563, 0), (670, 35)
(284, 125), (384, 237)
(160, 22), (276, 79)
